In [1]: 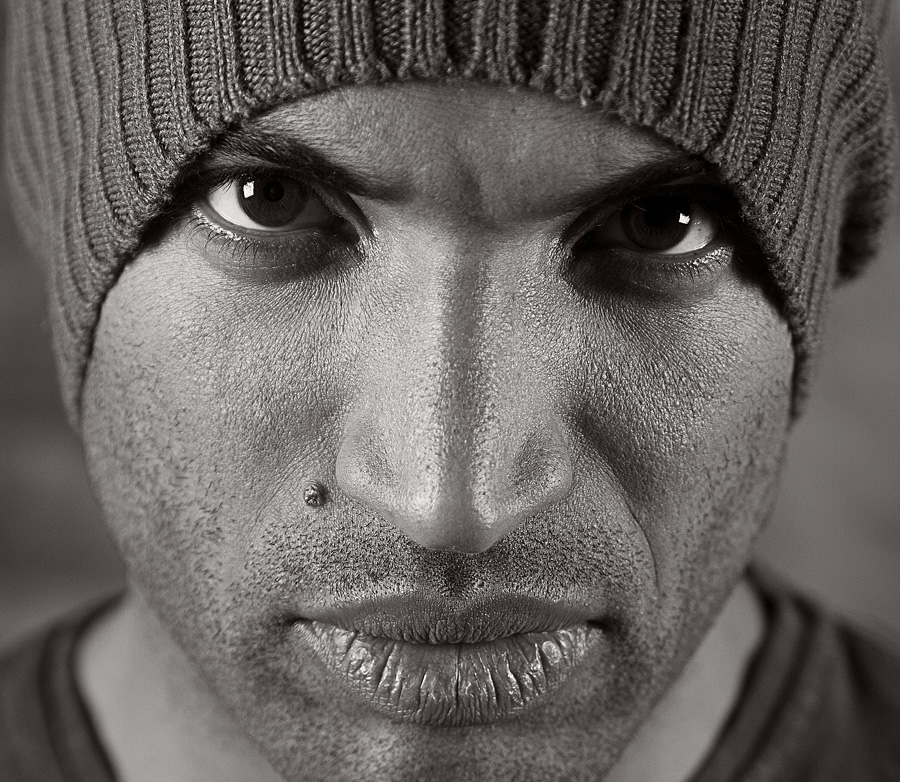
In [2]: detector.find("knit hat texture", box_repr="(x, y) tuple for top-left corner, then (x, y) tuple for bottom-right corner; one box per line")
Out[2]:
(4, 0), (897, 424)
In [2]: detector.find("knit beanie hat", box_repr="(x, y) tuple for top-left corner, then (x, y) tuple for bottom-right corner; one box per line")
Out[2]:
(3, 0), (897, 425)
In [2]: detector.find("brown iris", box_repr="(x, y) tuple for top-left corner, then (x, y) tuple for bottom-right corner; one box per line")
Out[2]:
(238, 175), (309, 228)
(621, 196), (693, 252)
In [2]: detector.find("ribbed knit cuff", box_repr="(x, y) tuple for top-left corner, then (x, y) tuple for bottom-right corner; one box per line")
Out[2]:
(4, 0), (897, 424)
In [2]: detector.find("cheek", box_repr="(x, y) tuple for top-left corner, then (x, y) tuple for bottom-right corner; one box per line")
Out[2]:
(557, 270), (793, 635)
(81, 232), (793, 722)
(80, 242), (354, 638)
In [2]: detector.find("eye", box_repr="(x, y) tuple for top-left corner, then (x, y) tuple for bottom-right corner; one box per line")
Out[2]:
(203, 174), (338, 233)
(579, 195), (720, 256)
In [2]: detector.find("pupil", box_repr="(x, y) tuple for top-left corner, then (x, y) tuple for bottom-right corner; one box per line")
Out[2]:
(623, 197), (691, 251)
(239, 176), (306, 228)
(263, 180), (285, 202)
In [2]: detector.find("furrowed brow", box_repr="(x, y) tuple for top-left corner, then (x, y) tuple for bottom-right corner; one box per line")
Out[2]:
(187, 125), (712, 218)
(564, 154), (713, 213)
(198, 126), (402, 200)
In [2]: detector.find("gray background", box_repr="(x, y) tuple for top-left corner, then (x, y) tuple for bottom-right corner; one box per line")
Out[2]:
(2, 4), (899, 650)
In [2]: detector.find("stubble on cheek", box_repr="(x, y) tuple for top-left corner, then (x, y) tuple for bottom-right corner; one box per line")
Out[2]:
(79, 236), (793, 781)
(564, 277), (793, 680)
(81, 321), (664, 781)
(208, 510), (662, 782)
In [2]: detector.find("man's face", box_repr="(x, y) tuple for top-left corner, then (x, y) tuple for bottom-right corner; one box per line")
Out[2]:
(81, 82), (793, 780)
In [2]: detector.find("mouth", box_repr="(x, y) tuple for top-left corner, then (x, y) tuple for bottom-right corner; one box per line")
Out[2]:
(291, 594), (605, 726)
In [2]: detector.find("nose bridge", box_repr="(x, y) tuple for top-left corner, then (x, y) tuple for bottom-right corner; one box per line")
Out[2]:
(336, 240), (572, 553)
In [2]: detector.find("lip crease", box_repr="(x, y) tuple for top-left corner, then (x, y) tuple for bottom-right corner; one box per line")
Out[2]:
(291, 594), (605, 726)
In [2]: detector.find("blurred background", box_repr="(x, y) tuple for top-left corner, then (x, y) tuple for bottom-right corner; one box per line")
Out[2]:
(1, 4), (899, 650)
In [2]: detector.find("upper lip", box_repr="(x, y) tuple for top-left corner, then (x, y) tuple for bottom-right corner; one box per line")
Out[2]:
(295, 593), (598, 644)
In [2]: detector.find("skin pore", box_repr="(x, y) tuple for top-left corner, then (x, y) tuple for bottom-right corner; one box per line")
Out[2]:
(79, 574), (762, 782)
(76, 82), (792, 781)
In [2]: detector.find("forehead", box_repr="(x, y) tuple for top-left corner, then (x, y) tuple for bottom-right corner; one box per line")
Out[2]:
(215, 81), (705, 225)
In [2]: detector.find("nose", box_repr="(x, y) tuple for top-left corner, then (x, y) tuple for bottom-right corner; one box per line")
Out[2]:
(337, 410), (573, 553)
(335, 247), (573, 554)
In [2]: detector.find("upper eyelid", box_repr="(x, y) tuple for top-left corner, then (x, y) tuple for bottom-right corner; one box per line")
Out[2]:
(564, 181), (737, 246)
(186, 167), (373, 237)
(186, 145), (720, 200)
(611, 181), (734, 210)
(180, 166), (738, 236)
(187, 165), (331, 200)
(205, 128), (402, 199)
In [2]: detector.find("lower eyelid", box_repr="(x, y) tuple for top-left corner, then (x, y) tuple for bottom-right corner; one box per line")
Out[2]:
(623, 244), (734, 284)
(570, 242), (735, 301)
(190, 205), (338, 244)
(184, 195), (733, 288)
(183, 211), (350, 280)
(631, 241), (732, 267)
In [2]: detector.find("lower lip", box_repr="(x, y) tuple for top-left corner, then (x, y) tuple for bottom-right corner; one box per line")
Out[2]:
(293, 621), (603, 726)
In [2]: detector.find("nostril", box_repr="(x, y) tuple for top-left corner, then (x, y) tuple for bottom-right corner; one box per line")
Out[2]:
(334, 425), (395, 511)
(510, 433), (574, 513)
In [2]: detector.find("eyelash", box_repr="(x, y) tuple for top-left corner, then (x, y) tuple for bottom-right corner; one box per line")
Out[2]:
(595, 245), (734, 293)
(185, 211), (336, 272)
(566, 184), (743, 295)
(181, 170), (741, 292)
(181, 168), (360, 280)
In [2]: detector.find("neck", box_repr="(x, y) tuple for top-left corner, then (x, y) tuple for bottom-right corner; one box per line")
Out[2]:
(605, 577), (765, 782)
(76, 589), (283, 782)
(76, 578), (764, 782)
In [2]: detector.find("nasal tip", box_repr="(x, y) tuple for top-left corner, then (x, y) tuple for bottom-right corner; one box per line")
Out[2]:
(336, 430), (573, 554)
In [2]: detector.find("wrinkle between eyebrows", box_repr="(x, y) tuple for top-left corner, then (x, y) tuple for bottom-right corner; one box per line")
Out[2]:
(231, 95), (712, 223)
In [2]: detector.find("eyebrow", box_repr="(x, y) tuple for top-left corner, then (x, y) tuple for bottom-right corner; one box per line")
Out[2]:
(199, 126), (402, 200)
(559, 154), (712, 214)
(197, 124), (715, 214)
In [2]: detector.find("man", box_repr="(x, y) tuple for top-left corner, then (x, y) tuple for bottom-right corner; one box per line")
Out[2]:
(1, 0), (898, 780)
